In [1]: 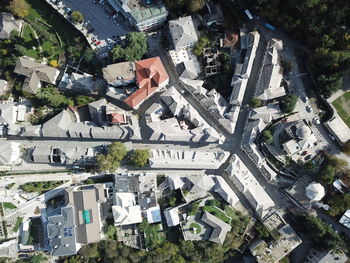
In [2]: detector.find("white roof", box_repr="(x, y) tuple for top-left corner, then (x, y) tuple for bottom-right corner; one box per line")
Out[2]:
(326, 116), (350, 144)
(0, 141), (20, 165)
(146, 206), (161, 224)
(169, 16), (198, 49)
(112, 193), (142, 226)
(339, 210), (350, 229)
(164, 207), (180, 227)
(306, 182), (325, 201)
(250, 104), (282, 123)
(213, 177), (239, 206)
(226, 155), (275, 219)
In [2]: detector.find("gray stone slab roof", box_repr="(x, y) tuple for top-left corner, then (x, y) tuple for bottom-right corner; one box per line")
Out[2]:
(169, 16), (198, 50)
(201, 211), (231, 244)
(46, 206), (78, 257)
(0, 13), (22, 39)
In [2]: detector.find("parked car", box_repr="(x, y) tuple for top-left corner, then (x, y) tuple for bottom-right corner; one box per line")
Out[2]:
(305, 155), (312, 161)
(301, 151), (308, 156)
(304, 97), (309, 103)
(313, 118), (320, 125)
(328, 134), (336, 141)
(306, 105), (313, 112)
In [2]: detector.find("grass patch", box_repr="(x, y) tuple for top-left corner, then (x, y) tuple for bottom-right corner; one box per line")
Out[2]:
(12, 217), (23, 233)
(20, 181), (66, 194)
(21, 24), (40, 59)
(203, 205), (231, 224)
(2, 202), (17, 210)
(190, 223), (201, 234)
(332, 92), (350, 128)
(5, 183), (14, 190)
(139, 220), (165, 249)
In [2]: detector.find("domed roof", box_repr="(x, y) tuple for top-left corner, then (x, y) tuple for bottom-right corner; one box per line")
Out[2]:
(306, 182), (325, 201)
(296, 125), (312, 139)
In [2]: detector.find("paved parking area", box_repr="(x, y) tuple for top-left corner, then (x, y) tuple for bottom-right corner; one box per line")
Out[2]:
(61, 0), (128, 39)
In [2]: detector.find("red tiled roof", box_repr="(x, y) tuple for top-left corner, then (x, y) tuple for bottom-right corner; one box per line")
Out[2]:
(108, 113), (126, 123)
(124, 57), (169, 108)
(223, 31), (239, 47)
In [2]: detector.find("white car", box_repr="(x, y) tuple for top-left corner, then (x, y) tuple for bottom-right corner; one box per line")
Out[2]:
(304, 97), (309, 103)
(313, 118), (320, 125)
(306, 105), (313, 112)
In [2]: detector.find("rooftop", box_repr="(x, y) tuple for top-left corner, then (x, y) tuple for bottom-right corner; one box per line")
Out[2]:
(102, 61), (136, 85)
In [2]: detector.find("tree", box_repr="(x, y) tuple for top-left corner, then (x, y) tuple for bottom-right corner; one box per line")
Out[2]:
(342, 140), (350, 155)
(83, 48), (95, 62)
(96, 153), (120, 172)
(75, 95), (95, 106)
(49, 60), (58, 68)
(296, 213), (344, 250)
(327, 155), (347, 170)
(280, 94), (297, 113)
(71, 11), (84, 23)
(250, 97), (263, 108)
(262, 130), (273, 144)
(193, 34), (213, 56)
(187, 0), (205, 13)
(128, 149), (150, 167)
(124, 32), (148, 61)
(7, 0), (29, 18)
(327, 193), (350, 217)
(35, 85), (73, 109)
(320, 164), (335, 185)
(254, 222), (270, 238)
(111, 45), (124, 62)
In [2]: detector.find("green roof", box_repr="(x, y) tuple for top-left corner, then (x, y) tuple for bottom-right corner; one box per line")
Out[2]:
(130, 5), (167, 23)
(82, 210), (91, 224)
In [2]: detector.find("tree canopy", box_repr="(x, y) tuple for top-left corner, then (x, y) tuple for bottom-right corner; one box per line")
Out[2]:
(128, 149), (150, 167)
(96, 142), (128, 172)
(262, 130), (273, 144)
(71, 11), (84, 23)
(111, 32), (147, 62)
(250, 97), (263, 108)
(247, 0), (350, 96)
(280, 94), (297, 113)
(7, 0), (29, 18)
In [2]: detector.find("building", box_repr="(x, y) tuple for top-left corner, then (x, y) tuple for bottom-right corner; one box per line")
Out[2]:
(108, 0), (168, 31)
(102, 61), (136, 87)
(255, 39), (285, 101)
(305, 249), (348, 263)
(123, 57), (169, 108)
(226, 155), (275, 219)
(220, 31), (239, 49)
(339, 209), (350, 229)
(163, 207), (180, 227)
(249, 104), (283, 123)
(0, 141), (20, 166)
(149, 149), (229, 169)
(242, 118), (277, 182)
(0, 79), (8, 96)
(325, 115), (350, 144)
(166, 174), (240, 206)
(229, 31), (260, 106)
(14, 57), (60, 94)
(0, 12), (23, 39)
(283, 121), (318, 155)
(249, 213), (302, 263)
(201, 211), (231, 244)
(112, 173), (160, 249)
(42, 184), (107, 256)
(145, 86), (224, 143)
(32, 145), (97, 166)
(59, 72), (106, 95)
(306, 182), (325, 201)
(169, 16), (198, 50)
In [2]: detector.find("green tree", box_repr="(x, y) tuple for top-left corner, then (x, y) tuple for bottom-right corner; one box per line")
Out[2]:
(327, 194), (350, 217)
(262, 130), (273, 144)
(193, 34), (213, 56)
(96, 153), (120, 172)
(168, 196), (176, 207)
(320, 164), (335, 185)
(71, 11), (84, 23)
(7, 0), (29, 18)
(35, 85), (73, 109)
(254, 222), (270, 238)
(128, 149), (150, 167)
(280, 94), (297, 113)
(342, 140), (350, 156)
(83, 48), (95, 62)
(111, 45), (124, 62)
(79, 243), (100, 258)
(327, 155), (348, 170)
(124, 32), (148, 61)
(109, 142), (128, 161)
(250, 97), (263, 108)
(75, 95), (95, 105)
(187, 0), (205, 13)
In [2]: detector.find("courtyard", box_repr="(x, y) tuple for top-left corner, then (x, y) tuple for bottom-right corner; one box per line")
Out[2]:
(332, 91), (350, 128)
